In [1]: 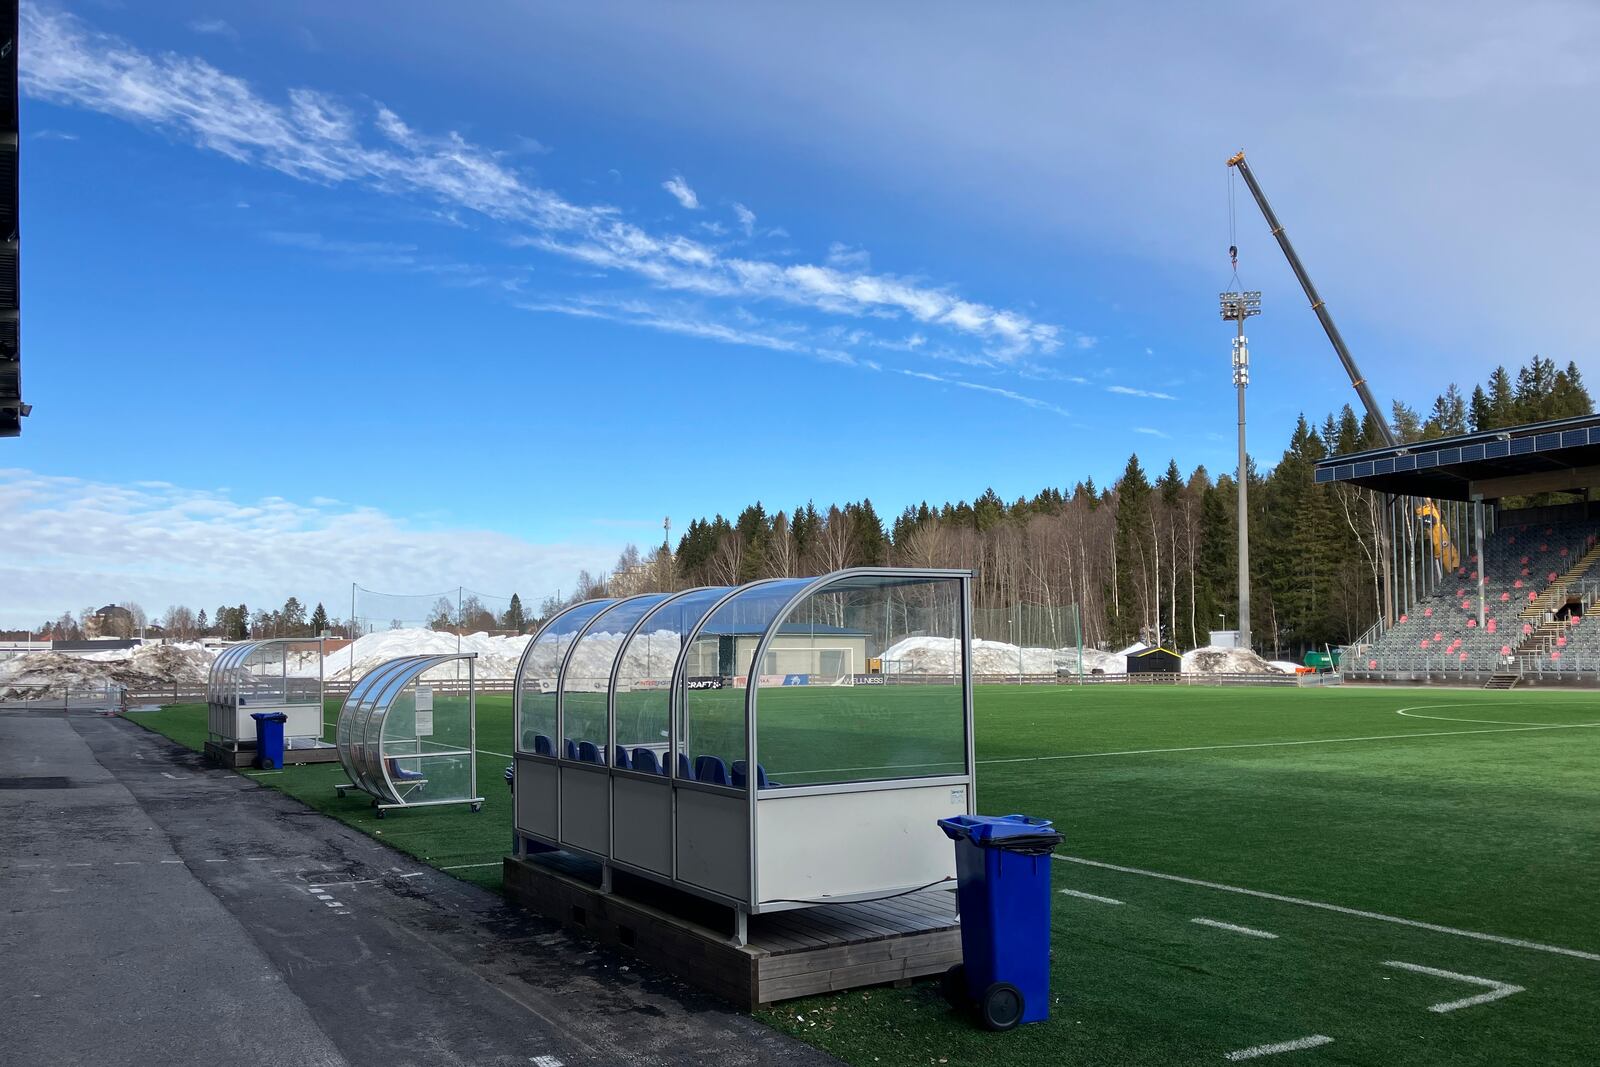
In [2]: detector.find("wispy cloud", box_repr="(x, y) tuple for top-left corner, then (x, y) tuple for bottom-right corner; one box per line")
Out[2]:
(29, 127), (77, 140)
(895, 370), (1068, 417)
(1133, 426), (1170, 438)
(20, 5), (1067, 365)
(0, 468), (618, 627)
(662, 173), (700, 209)
(732, 202), (756, 236)
(1108, 385), (1177, 400)
(187, 18), (238, 42)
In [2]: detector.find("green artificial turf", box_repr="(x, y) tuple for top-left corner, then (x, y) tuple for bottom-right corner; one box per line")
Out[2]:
(127, 685), (1600, 1065)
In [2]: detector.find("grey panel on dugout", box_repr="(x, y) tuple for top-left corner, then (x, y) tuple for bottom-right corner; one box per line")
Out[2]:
(559, 765), (610, 855)
(515, 756), (559, 840)
(612, 775), (672, 875)
(675, 788), (750, 901)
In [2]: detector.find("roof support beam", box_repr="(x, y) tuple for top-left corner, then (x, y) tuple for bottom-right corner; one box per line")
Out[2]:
(1469, 464), (1600, 500)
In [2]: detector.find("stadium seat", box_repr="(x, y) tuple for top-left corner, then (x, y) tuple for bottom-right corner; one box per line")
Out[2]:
(694, 755), (730, 785)
(632, 747), (663, 775)
(386, 757), (426, 783)
(578, 740), (603, 764)
(614, 746), (632, 770)
(563, 738), (578, 761)
(731, 760), (773, 788)
(676, 752), (694, 780)
(533, 733), (553, 757)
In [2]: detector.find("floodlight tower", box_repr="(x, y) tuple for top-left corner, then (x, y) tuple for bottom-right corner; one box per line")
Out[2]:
(1220, 290), (1261, 650)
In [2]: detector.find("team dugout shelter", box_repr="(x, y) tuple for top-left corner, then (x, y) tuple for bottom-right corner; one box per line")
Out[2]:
(511, 568), (975, 943)
(1318, 413), (1600, 683)
(204, 638), (332, 766)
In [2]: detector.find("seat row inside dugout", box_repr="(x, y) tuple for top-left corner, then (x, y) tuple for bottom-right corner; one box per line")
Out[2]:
(510, 568), (976, 939)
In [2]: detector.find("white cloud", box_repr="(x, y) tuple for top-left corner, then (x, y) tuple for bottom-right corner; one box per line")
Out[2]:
(894, 370), (1068, 417)
(18, 5), (1066, 360)
(662, 173), (700, 209)
(1108, 385), (1177, 400)
(1133, 426), (1170, 438)
(732, 202), (756, 236)
(0, 469), (618, 628)
(29, 127), (77, 140)
(827, 242), (870, 270)
(187, 18), (238, 42)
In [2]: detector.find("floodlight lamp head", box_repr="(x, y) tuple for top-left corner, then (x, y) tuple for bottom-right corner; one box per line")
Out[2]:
(1219, 291), (1262, 321)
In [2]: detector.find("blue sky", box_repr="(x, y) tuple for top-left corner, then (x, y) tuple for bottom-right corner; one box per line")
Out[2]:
(4, 1), (1598, 626)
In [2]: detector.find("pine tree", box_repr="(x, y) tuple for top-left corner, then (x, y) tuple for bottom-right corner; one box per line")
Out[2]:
(1469, 385), (1491, 431)
(309, 602), (328, 635)
(1109, 454), (1152, 644)
(504, 593), (525, 634)
(1486, 365), (1516, 428)
(197, 608), (209, 637)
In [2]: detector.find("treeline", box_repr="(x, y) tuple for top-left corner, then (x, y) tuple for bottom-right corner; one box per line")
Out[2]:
(582, 357), (1591, 657)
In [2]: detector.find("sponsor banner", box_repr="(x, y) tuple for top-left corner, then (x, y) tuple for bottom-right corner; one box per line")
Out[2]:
(630, 678), (669, 691)
(780, 673), (810, 686)
(686, 676), (725, 691)
(853, 673), (886, 686)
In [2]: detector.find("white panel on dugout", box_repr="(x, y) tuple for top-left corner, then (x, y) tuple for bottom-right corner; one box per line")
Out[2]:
(510, 568), (976, 934)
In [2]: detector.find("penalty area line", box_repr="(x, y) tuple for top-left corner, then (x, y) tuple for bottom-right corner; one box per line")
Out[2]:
(1055, 855), (1600, 963)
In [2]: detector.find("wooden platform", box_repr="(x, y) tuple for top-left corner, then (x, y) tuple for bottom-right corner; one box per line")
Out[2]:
(204, 740), (342, 770)
(502, 852), (962, 1009)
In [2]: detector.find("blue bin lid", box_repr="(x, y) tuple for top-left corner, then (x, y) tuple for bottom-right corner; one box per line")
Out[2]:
(938, 813), (1054, 843)
(250, 711), (288, 722)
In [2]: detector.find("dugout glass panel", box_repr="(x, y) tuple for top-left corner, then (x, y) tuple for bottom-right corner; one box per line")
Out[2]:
(557, 594), (669, 766)
(612, 586), (730, 773)
(754, 574), (966, 787)
(515, 599), (615, 756)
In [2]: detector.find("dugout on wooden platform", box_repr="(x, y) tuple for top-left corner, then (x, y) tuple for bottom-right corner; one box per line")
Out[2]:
(506, 567), (974, 984)
(203, 638), (338, 767)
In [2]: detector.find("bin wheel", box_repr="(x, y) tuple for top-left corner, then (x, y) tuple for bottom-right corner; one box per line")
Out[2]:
(979, 982), (1025, 1031)
(940, 964), (967, 1007)
(336, 787), (345, 798)
(375, 807), (385, 820)
(470, 803), (483, 813)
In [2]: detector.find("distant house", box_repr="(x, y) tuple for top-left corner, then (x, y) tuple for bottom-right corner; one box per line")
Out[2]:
(84, 604), (135, 640)
(1126, 646), (1182, 676)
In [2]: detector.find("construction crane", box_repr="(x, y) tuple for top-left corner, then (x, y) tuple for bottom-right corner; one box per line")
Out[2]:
(1226, 150), (1460, 572)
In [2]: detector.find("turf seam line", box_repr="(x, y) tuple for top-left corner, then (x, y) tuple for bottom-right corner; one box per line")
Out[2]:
(1224, 1035), (1333, 1061)
(1056, 855), (1600, 963)
(1193, 917), (1278, 939)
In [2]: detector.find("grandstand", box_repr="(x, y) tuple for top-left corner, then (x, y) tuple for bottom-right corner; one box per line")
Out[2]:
(1319, 413), (1600, 686)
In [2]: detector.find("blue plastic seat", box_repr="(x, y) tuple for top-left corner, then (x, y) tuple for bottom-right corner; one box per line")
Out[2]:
(632, 748), (663, 775)
(533, 734), (553, 757)
(386, 757), (426, 783)
(676, 752), (694, 780)
(563, 738), (578, 761)
(614, 746), (633, 770)
(731, 760), (774, 789)
(694, 755), (730, 786)
(578, 740), (603, 764)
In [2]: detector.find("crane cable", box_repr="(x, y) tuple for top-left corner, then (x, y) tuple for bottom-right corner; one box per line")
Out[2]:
(1225, 164), (1242, 292)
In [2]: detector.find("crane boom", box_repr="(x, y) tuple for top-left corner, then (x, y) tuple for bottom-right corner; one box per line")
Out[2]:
(1226, 151), (1397, 449)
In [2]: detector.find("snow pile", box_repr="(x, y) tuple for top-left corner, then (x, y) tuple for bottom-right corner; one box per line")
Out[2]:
(0, 642), (215, 697)
(322, 629), (532, 681)
(1181, 646), (1288, 675)
(881, 636), (1127, 676)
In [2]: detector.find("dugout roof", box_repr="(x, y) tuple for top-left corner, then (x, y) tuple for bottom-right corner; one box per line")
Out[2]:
(1315, 413), (1600, 501)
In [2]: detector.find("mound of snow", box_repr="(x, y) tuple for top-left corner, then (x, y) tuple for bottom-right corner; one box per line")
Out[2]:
(880, 635), (1126, 676)
(322, 629), (532, 681)
(1181, 646), (1287, 675)
(0, 642), (215, 697)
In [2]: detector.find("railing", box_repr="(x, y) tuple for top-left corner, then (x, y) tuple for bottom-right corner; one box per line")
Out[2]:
(0, 683), (127, 710)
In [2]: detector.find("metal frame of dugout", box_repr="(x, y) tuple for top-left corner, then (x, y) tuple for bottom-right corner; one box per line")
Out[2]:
(204, 637), (335, 767)
(334, 653), (485, 817)
(510, 567), (976, 943)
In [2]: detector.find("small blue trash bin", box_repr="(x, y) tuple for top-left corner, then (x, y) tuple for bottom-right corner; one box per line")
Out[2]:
(251, 711), (288, 770)
(938, 813), (1063, 1030)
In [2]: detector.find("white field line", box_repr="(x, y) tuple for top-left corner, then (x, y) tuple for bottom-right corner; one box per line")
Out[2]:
(441, 861), (503, 871)
(1193, 917), (1278, 939)
(1056, 855), (1600, 963)
(1394, 700), (1600, 728)
(1382, 960), (1525, 1013)
(1060, 889), (1124, 905)
(1225, 1035), (1333, 1061)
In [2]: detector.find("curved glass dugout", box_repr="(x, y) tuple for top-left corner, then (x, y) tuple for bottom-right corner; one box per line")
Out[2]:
(510, 569), (975, 934)
(334, 653), (484, 816)
(205, 637), (326, 747)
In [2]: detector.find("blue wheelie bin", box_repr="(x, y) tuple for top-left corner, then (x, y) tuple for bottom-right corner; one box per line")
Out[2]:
(251, 711), (288, 771)
(938, 813), (1063, 1030)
